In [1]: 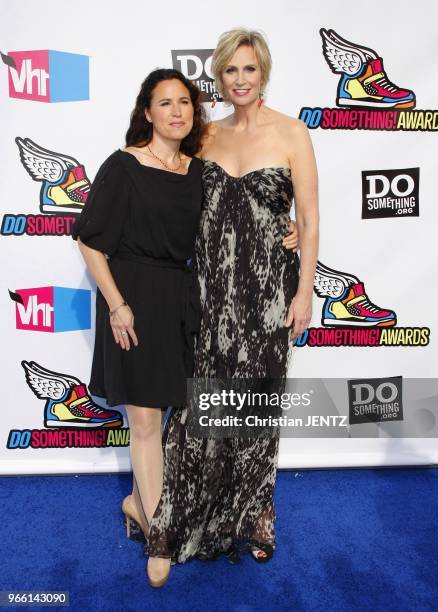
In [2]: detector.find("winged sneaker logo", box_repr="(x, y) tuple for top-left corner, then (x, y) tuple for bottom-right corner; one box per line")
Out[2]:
(299, 29), (438, 131)
(6, 362), (130, 450)
(21, 361), (122, 429)
(16, 137), (90, 214)
(294, 262), (430, 347)
(1, 138), (90, 237)
(319, 29), (415, 110)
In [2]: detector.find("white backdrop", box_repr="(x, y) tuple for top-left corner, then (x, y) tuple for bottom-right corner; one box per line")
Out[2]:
(1, 0), (437, 474)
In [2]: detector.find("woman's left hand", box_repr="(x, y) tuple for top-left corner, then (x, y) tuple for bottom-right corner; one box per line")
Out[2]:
(282, 221), (299, 252)
(285, 292), (312, 340)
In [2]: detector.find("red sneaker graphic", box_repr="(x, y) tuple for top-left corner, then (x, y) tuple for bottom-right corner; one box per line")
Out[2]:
(22, 361), (123, 428)
(314, 262), (397, 327)
(320, 29), (416, 109)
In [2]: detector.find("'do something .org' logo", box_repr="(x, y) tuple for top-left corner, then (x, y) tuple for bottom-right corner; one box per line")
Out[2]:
(1, 49), (89, 103)
(362, 168), (419, 219)
(348, 376), (403, 423)
(171, 49), (222, 104)
(9, 286), (91, 333)
(6, 362), (128, 450)
(0, 138), (90, 237)
(294, 261), (430, 347)
(299, 29), (438, 131)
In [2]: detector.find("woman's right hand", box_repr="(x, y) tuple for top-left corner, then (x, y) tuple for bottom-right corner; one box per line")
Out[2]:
(110, 304), (138, 350)
(282, 220), (299, 252)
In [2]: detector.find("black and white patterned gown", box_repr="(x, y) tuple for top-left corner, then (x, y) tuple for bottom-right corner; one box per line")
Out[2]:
(147, 160), (300, 563)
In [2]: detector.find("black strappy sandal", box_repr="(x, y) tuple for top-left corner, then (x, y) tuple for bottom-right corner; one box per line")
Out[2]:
(226, 542), (241, 565)
(249, 542), (274, 563)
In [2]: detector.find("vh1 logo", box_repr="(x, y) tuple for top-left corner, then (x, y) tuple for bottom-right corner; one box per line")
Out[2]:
(9, 286), (91, 332)
(7, 50), (89, 103)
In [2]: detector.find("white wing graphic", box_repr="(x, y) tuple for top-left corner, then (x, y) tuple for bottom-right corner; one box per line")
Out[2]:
(314, 261), (360, 299)
(21, 361), (81, 401)
(15, 137), (78, 183)
(320, 28), (377, 76)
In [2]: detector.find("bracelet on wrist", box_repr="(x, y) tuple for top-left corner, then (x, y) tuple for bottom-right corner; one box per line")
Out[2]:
(109, 301), (128, 317)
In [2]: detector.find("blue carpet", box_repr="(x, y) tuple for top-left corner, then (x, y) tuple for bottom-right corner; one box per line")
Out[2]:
(0, 468), (436, 612)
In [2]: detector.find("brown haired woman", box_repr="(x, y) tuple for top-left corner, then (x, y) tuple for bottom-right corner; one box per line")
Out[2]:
(72, 69), (206, 587)
(148, 29), (318, 567)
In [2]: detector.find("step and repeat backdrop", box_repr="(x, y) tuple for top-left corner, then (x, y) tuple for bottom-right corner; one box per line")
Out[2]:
(1, 0), (437, 474)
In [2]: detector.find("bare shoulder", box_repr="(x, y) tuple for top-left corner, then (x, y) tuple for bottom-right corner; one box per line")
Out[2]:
(269, 110), (308, 135)
(263, 108), (308, 141)
(279, 115), (313, 161)
(288, 116), (309, 134)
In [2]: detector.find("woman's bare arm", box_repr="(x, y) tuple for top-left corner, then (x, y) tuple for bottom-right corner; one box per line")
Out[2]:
(285, 120), (319, 339)
(78, 238), (138, 350)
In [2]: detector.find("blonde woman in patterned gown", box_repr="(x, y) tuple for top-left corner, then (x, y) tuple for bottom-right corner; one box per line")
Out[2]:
(147, 29), (319, 572)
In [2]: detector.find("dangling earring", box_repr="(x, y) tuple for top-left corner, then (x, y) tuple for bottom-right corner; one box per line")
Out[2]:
(211, 99), (216, 109)
(258, 90), (264, 108)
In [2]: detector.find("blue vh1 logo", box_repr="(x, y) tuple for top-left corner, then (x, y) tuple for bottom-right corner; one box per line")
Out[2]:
(9, 286), (91, 332)
(7, 50), (89, 103)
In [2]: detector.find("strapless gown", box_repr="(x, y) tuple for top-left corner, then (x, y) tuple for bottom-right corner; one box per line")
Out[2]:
(147, 160), (300, 562)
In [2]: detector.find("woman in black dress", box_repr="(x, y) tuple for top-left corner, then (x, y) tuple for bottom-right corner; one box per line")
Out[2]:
(72, 69), (206, 587)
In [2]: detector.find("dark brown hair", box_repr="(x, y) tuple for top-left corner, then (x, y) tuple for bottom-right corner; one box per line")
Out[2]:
(125, 69), (206, 156)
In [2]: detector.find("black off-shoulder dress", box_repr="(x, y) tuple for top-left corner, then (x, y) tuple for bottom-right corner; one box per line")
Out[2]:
(72, 150), (203, 408)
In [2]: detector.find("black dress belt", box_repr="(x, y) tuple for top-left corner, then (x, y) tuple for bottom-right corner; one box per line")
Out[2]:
(111, 252), (188, 269)
(111, 252), (202, 379)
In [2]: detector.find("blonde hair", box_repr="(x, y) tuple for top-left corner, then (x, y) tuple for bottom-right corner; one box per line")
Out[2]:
(212, 29), (272, 99)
